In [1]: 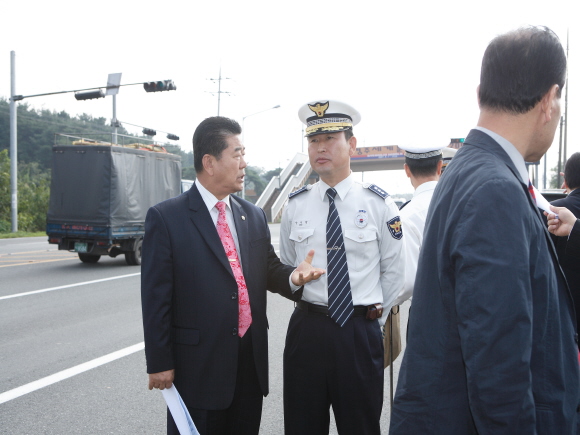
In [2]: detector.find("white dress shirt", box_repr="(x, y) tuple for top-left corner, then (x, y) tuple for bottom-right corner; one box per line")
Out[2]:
(280, 174), (405, 327)
(195, 180), (243, 268)
(396, 180), (438, 304)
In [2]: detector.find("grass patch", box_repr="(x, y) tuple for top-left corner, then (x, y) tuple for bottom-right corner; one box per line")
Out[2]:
(0, 231), (46, 239)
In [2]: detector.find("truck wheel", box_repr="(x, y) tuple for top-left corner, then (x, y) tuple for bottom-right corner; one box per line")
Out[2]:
(78, 253), (101, 263)
(125, 238), (143, 266)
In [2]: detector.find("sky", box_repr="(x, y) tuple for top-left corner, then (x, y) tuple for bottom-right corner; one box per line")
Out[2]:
(1, 0), (576, 195)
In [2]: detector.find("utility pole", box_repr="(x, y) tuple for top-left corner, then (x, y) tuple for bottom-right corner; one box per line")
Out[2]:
(9, 51), (17, 232)
(208, 66), (231, 115)
(557, 116), (564, 188)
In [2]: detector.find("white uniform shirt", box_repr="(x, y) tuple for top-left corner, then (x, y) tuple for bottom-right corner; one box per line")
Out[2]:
(396, 180), (438, 304)
(280, 174), (405, 327)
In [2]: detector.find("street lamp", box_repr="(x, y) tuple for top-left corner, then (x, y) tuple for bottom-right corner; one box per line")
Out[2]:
(241, 105), (281, 200)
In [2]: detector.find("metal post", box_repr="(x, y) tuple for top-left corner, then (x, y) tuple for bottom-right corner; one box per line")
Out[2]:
(112, 94), (118, 145)
(543, 154), (547, 190)
(9, 51), (18, 233)
(240, 105), (280, 200)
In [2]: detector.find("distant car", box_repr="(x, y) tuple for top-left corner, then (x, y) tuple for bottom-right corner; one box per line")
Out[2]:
(540, 189), (566, 202)
(181, 179), (194, 193)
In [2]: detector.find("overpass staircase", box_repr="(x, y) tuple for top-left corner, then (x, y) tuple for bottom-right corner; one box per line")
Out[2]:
(256, 153), (313, 223)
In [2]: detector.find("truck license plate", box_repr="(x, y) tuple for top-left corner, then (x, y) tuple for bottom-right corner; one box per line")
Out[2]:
(75, 242), (88, 253)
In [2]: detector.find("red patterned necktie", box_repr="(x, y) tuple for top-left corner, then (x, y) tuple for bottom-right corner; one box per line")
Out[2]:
(215, 201), (252, 337)
(528, 180), (537, 205)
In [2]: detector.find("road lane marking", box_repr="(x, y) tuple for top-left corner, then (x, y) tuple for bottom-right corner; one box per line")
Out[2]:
(0, 257), (79, 268)
(0, 342), (144, 404)
(0, 273), (141, 301)
(0, 249), (61, 257)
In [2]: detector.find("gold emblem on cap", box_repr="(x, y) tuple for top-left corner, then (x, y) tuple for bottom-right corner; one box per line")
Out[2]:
(308, 101), (329, 118)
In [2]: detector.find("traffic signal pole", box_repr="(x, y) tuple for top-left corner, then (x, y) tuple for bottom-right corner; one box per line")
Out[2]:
(6, 51), (176, 232)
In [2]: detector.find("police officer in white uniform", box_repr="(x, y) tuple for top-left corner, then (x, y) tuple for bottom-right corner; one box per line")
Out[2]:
(395, 143), (449, 301)
(280, 100), (404, 435)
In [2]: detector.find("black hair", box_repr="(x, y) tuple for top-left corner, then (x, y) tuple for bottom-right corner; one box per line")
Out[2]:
(564, 152), (580, 190)
(405, 154), (441, 178)
(192, 117), (242, 172)
(478, 26), (566, 114)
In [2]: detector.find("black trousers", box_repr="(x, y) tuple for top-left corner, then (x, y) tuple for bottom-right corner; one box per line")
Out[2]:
(283, 308), (384, 435)
(168, 328), (263, 435)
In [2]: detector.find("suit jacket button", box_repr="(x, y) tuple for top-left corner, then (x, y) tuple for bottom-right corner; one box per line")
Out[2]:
(231, 292), (238, 300)
(232, 328), (238, 335)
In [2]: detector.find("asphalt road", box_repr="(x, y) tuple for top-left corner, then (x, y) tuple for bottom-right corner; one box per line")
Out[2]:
(0, 229), (410, 434)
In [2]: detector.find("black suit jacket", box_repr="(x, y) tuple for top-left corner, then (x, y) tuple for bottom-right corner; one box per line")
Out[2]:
(391, 129), (580, 434)
(141, 184), (299, 410)
(569, 220), (580, 257)
(551, 189), (580, 331)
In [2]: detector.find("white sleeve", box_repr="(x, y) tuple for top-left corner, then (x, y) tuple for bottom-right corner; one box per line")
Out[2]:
(392, 217), (420, 306)
(378, 198), (405, 327)
(280, 203), (296, 266)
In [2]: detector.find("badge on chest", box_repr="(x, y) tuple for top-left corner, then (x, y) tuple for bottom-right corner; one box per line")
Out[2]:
(355, 210), (368, 228)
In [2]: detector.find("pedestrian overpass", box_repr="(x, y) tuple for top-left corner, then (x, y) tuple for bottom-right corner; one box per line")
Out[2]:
(257, 142), (463, 222)
(256, 146), (407, 223)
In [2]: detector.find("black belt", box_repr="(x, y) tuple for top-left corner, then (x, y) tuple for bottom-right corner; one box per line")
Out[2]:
(297, 300), (368, 317)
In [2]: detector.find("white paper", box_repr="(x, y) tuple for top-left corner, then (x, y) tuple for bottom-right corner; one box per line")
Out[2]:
(161, 385), (199, 435)
(532, 185), (558, 217)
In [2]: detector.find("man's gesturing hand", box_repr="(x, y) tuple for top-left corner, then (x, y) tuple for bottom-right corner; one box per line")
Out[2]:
(148, 369), (175, 390)
(291, 249), (325, 286)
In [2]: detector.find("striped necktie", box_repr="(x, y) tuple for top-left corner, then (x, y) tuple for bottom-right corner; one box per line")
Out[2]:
(326, 188), (354, 327)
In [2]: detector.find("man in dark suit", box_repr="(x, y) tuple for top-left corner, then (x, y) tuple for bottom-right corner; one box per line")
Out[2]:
(550, 152), (580, 336)
(390, 26), (580, 434)
(547, 204), (580, 258)
(141, 116), (324, 435)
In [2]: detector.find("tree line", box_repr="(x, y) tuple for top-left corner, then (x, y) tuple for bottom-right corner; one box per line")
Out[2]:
(0, 99), (281, 232)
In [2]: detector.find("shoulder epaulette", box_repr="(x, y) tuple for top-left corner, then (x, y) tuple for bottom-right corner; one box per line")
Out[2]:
(288, 185), (312, 199)
(365, 184), (389, 199)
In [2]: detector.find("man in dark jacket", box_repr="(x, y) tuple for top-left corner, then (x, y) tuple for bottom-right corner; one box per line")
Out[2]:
(142, 116), (324, 435)
(551, 152), (580, 336)
(390, 26), (580, 434)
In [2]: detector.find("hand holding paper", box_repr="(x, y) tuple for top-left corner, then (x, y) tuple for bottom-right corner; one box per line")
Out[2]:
(148, 369), (174, 390)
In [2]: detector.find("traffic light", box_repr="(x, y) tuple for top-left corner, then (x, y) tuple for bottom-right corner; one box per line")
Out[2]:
(167, 134), (179, 141)
(143, 128), (157, 136)
(143, 80), (177, 92)
(75, 89), (105, 100)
